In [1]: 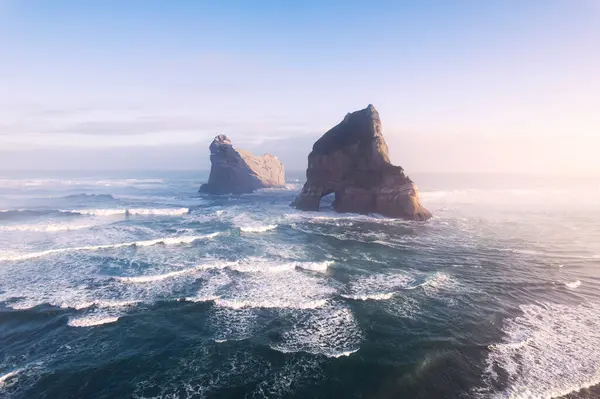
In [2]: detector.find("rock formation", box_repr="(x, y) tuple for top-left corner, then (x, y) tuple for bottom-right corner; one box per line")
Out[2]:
(292, 105), (431, 220)
(199, 134), (285, 194)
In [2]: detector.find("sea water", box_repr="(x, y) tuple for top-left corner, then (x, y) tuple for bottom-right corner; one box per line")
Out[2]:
(0, 171), (599, 398)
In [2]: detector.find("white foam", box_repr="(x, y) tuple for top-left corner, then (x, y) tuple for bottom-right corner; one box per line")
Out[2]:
(68, 315), (119, 327)
(227, 259), (332, 274)
(270, 304), (362, 358)
(182, 295), (219, 303)
(119, 261), (236, 284)
(481, 302), (600, 398)
(63, 208), (189, 216)
(565, 280), (581, 289)
(296, 260), (333, 272)
(0, 222), (95, 232)
(342, 273), (415, 301)
(59, 300), (139, 310)
(0, 368), (21, 386)
(240, 224), (278, 233)
(214, 270), (334, 310)
(209, 305), (259, 342)
(341, 293), (395, 301)
(0, 233), (219, 261)
(216, 298), (328, 310)
(328, 348), (360, 358)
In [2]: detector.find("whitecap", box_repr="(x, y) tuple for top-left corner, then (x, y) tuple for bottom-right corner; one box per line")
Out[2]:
(269, 304), (362, 358)
(239, 224), (278, 233)
(0, 368), (22, 386)
(214, 270), (334, 310)
(0, 233), (219, 262)
(296, 260), (333, 272)
(118, 261), (236, 284)
(342, 273), (415, 301)
(0, 222), (95, 232)
(215, 298), (328, 310)
(341, 292), (395, 301)
(565, 280), (581, 289)
(63, 207), (189, 216)
(59, 300), (139, 310)
(480, 302), (600, 398)
(68, 315), (119, 327)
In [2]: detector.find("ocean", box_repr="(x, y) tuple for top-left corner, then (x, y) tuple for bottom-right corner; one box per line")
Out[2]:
(0, 170), (599, 399)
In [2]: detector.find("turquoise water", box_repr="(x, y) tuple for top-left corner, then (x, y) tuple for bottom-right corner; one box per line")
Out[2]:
(0, 171), (599, 398)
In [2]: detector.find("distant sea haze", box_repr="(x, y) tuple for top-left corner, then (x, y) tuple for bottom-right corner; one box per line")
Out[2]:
(0, 171), (599, 398)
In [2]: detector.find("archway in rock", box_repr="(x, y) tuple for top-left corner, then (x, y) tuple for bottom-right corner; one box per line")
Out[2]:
(318, 191), (336, 210)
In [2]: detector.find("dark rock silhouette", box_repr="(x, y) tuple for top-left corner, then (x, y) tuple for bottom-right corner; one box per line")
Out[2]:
(292, 105), (431, 220)
(199, 135), (285, 194)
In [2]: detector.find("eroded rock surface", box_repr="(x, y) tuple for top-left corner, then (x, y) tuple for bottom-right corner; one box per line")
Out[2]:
(292, 105), (431, 220)
(199, 135), (285, 194)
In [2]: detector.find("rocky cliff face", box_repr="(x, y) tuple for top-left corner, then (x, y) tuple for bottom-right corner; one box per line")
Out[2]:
(199, 135), (285, 194)
(292, 105), (431, 220)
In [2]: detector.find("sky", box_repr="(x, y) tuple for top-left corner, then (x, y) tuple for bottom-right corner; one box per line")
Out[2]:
(0, 0), (599, 174)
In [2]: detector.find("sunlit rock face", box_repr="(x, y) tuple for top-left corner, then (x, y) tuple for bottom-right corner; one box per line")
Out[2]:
(292, 105), (431, 220)
(200, 134), (285, 194)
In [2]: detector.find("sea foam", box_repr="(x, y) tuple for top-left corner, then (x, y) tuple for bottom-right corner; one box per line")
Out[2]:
(481, 302), (600, 398)
(63, 208), (189, 216)
(239, 224), (278, 233)
(67, 315), (120, 328)
(0, 233), (219, 261)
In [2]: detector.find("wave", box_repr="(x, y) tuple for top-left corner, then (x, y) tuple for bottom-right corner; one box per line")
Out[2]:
(565, 280), (581, 289)
(269, 304), (362, 358)
(239, 224), (278, 233)
(214, 298), (328, 310)
(0, 178), (164, 188)
(226, 259), (332, 274)
(0, 222), (95, 232)
(118, 261), (236, 284)
(296, 260), (333, 272)
(0, 233), (220, 262)
(481, 302), (600, 398)
(327, 348), (360, 358)
(0, 368), (22, 386)
(342, 273), (415, 301)
(61, 193), (115, 200)
(59, 300), (139, 310)
(0, 209), (63, 220)
(68, 315), (120, 328)
(341, 292), (395, 301)
(180, 295), (220, 303)
(487, 338), (534, 352)
(269, 345), (359, 359)
(64, 208), (189, 216)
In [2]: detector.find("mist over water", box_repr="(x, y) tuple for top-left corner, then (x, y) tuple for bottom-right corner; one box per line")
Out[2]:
(0, 170), (599, 398)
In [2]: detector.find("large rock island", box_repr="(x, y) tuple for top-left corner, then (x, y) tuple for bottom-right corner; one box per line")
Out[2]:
(292, 105), (431, 220)
(199, 134), (285, 194)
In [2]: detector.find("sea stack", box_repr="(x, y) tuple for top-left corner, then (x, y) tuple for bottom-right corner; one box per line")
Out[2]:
(292, 105), (431, 220)
(199, 134), (285, 194)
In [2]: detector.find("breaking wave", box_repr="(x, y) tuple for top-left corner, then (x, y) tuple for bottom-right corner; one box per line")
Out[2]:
(0, 222), (95, 232)
(0, 233), (220, 261)
(565, 280), (581, 289)
(239, 224), (278, 233)
(0, 368), (22, 386)
(481, 302), (600, 398)
(68, 315), (120, 328)
(269, 304), (362, 358)
(64, 208), (189, 216)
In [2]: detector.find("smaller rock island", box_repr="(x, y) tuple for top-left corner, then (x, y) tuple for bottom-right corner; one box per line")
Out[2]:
(199, 134), (285, 194)
(292, 105), (431, 220)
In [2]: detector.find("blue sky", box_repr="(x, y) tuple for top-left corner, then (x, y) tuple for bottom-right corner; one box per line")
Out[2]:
(1, 0), (599, 173)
